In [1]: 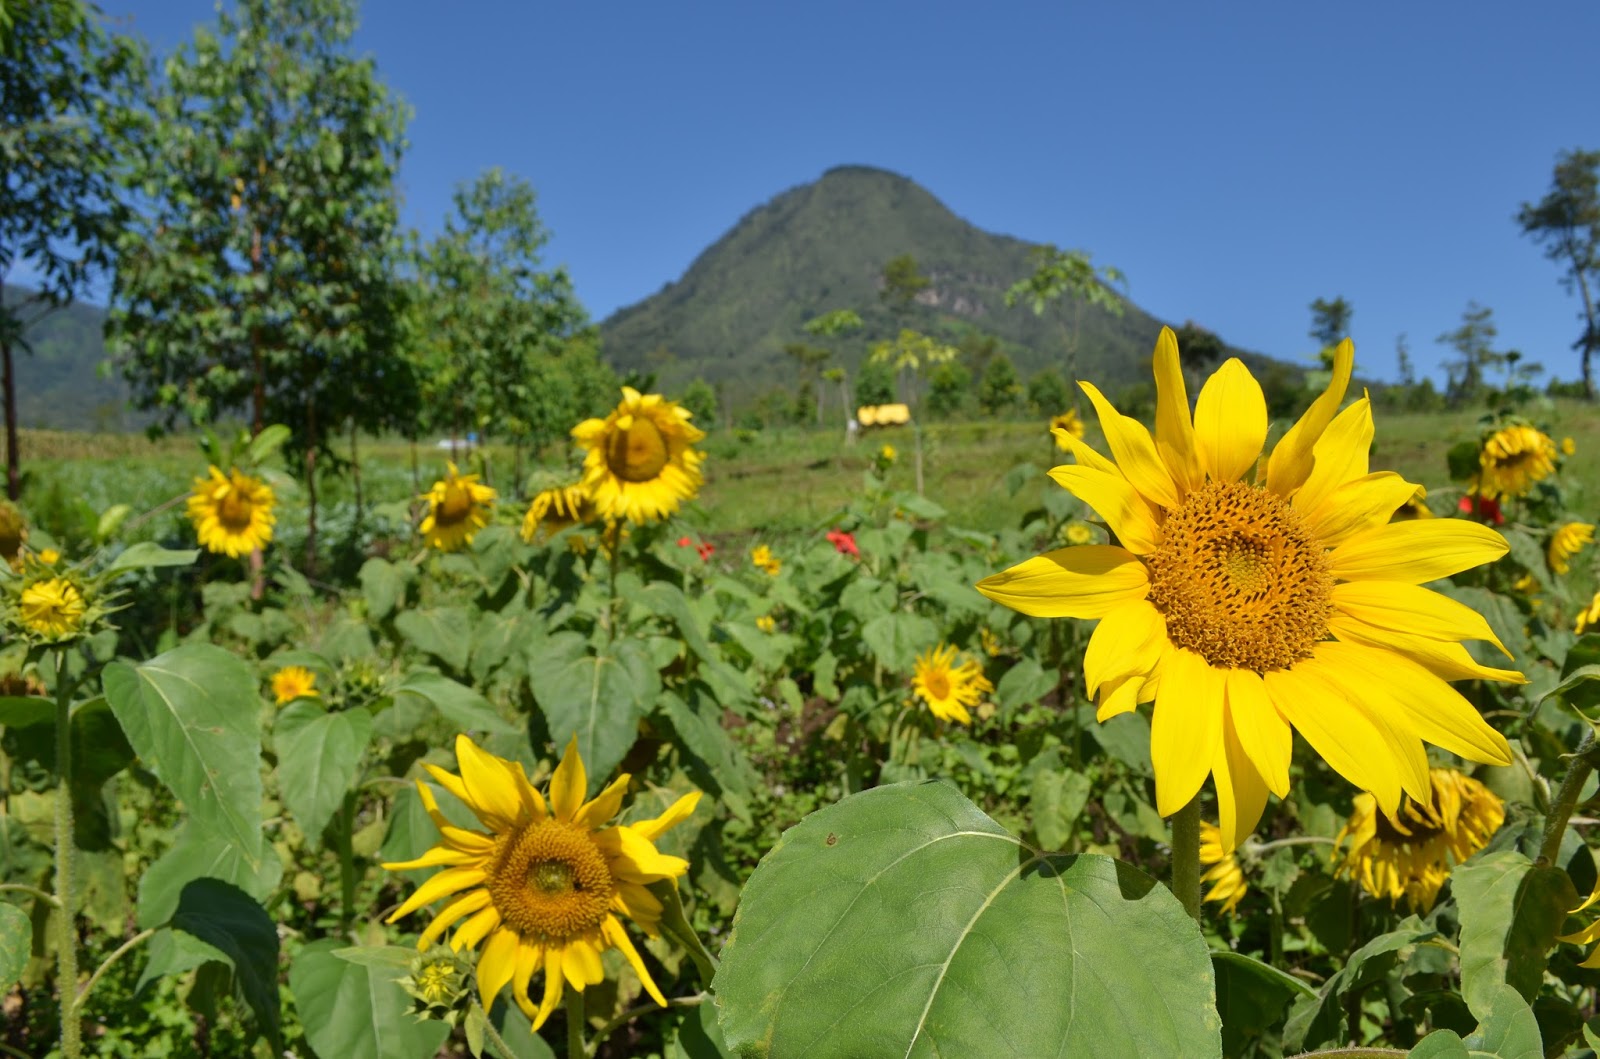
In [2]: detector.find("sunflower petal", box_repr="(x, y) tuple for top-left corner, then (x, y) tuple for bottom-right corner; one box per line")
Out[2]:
(512, 938), (542, 1020)
(1194, 358), (1268, 484)
(1331, 581), (1508, 653)
(1294, 398), (1374, 514)
(629, 790), (703, 842)
(455, 735), (525, 831)
(563, 937), (604, 989)
(1152, 327), (1204, 494)
(604, 916), (668, 1006)
(976, 546), (1149, 618)
(477, 927), (520, 1009)
(1301, 472), (1424, 547)
(387, 865), (486, 923)
(1047, 465), (1163, 553)
(533, 948), (565, 1030)
(1328, 520), (1509, 584)
(1080, 381), (1182, 510)
(1151, 648), (1224, 817)
(602, 825), (691, 883)
(450, 903), (502, 953)
(1264, 663), (1402, 817)
(1083, 600), (1167, 700)
(1225, 669), (1291, 798)
(575, 774), (633, 831)
(1050, 430), (1120, 477)
(550, 736), (588, 821)
(1327, 614), (1526, 684)
(1212, 719), (1269, 853)
(417, 890), (490, 948)
(380, 845), (476, 872)
(1265, 337), (1354, 496)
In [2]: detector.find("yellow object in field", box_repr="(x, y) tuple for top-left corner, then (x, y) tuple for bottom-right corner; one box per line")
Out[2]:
(857, 403), (911, 427)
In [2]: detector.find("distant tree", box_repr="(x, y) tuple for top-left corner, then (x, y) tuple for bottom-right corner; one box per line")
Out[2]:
(1004, 244), (1125, 388)
(679, 377), (717, 428)
(783, 341), (832, 425)
(927, 360), (973, 419)
(1438, 301), (1503, 405)
(854, 357), (896, 408)
(1026, 367), (1070, 415)
(879, 253), (930, 315)
(959, 331), (1003, 384)
(978, 353), (1023, 416)
(1518, 148), (1600, 398)
(868, 328), (956, 406)
(1395, 333), (1415, 386)
(108, 0), (409, 565)
(821, 367), (849, 428)
(1309, 296), (1354, 349)
(1174, 321), (1225, 378)
(1, 0), (142, 498)
(803, 308), (863, 426)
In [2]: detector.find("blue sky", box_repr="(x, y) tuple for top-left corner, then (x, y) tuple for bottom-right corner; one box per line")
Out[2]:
(103, 1), (1600, 384)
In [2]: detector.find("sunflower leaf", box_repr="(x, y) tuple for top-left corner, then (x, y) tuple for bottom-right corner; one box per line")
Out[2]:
(272, 702), (374, 841)
(1453, 849), (1575, 1021)
(0, 903), (29, 992)
(1282, 919), (1434, 1052)
(531, 638), (658, 793)
(714, 780), (1222, 1058)
(289, 938), (448, 1059)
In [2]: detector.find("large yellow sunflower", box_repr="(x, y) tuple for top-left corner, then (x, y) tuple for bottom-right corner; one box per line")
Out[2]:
(1333, 767), (1503, 911)
(420, 463), (496, 552)
(187, 465), (275, 558)
(976, 329), (1520, 851)
(1199, 822), (1247, 916)
(519, 483), (591, 545)
(1473, 424), (1558, 500)
(571, 388), (705, 524)
(911, 643), (994, 726)
(1548, 522), (1594, 575)
(20, 577), (85, 640)
(383, 736), (700, 1029)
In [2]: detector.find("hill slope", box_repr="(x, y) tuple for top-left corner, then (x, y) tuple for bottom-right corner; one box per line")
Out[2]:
(3, 287), (146, 431)
(599, 165), (1278, 402)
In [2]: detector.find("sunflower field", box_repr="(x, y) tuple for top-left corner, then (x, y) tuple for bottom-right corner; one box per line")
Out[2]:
(4, 332), (1600, 1059)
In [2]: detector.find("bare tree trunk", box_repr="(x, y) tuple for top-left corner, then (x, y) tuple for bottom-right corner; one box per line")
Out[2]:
(1574, 267), (1598, 400)
(2, 335), (18, 502)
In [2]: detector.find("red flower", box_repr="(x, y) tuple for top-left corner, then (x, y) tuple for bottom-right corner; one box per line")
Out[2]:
(826, 528), (860, 558)
(677, 536), (693, 547)
(697, 542), (715, 560)
(1457, 495), (1504, 525)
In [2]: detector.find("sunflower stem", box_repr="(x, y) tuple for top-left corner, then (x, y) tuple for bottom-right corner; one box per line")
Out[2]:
(1170, 794), (1202, 922)
(587, 994), (704, 1055)
(473, 999), (517, 1059)
(51, 650), (82, 1059)
(653, 880), (718, 984)
(1539, 727), (1598, 868)
(565, 987), (585, 1058)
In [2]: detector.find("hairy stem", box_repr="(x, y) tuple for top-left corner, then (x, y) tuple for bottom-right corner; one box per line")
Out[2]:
(587, 994), (705, 1055)
(52, 651), (81, 1059)
(1170, 794), (1201, 922)
(473, 999), (517, 1059)
(1540, 727), (1597, 867)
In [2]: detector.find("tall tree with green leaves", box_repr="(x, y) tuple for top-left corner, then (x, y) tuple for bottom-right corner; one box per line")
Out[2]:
(1439, 301), (1503, 405)
(1309, 296), (1353, 348)
(1518, 148), (1600, 398)
(879, 253), (930, 316)
(803, 308), (862, 426)
(1, 0), (142, 499)
(107, 0), (411, 562)
(1004, 244), (1125, 391)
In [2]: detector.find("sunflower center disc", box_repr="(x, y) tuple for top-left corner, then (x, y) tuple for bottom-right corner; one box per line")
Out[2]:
(487, 819), (614, 942)
(1145, 479), (1333, 673)
(436, 483), (475, 526)
(216, 490), (254, 530)
(925, 672), (951, 700)
(605, 416), (670, 483)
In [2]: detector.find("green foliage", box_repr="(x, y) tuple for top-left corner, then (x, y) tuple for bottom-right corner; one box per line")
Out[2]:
(679, 377), (719, 427)
(1309, 295), (1353, 349)
(853, 356), (896, 407)
(1024, 366), (1068, 415)
(289, 940), (449, 1059)
(978, 351), (1022, 415)
(1175, 320), (1226, 374)
(1518, 148), (1600, 398)
(926, 359), (973, 418)
(879, 252), (930, 313)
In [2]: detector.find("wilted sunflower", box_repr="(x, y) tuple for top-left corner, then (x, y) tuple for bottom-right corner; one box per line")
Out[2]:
(383, 736), (700, 1029)
(271, 666), (319, 705)
(1199, 822), (1247, 916)
(1548, 522), (1594, 575)
(750, 544), (781, 576)
(187, 465), (275, 558)
(420, 463), (496, 552)
(1472, 424), (1558, 500)
(571, 388), (705, 524)
(911, 643), (994, 726)
(19, 577), (86, 640)
(1051, 409), (1087, 450)
(977, 328), (1519, 851)
(520, 483), (590, 545)
(1333, 767), (1503, 910)
(1577, 590), (1600, 635)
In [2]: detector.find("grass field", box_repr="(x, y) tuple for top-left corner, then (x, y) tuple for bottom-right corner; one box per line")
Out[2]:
(18, 396), (1600, 551)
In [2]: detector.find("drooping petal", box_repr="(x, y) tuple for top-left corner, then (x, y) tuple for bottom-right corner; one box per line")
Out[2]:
(575, 774), (633, 831)
(604, 916), (668, 1006)
(1047, 465), (1163, 553)
(1292, 656), (1432, 809)
(614, 881), (665, 930)
(563, 937), (605, 989)
(511, 938), (542, 1020)
(1264, 664), (1402, 817)
(418, 890), (491, 948)
(1152, 327), (1204, 494)
(455, 735), (526, 831)
(1080, 381), (1182, 510)
(1331, 581), (1508, 653)
(1265, 337), (1354, 496)
(1212, 717), (1270, 853)
(1327, 615), (1525, 684)
(629, 790), (703, 842)
(1300, 472), (1424, 547)
(1225, 668), (1292, 798)
(476, 927), (521, 1010)
(386, 865), (487, 922)
(1151, 648), (1224, 817)
(533, 948), (565, 1030)
(1193, 358), (1268, 484)
(1083, 600), (1167, 699)
(1294, 398), (1374, 515)
(550, 736), (588, 822)
(1328, 520), (1509, 584)
(975, 546), (1150, 618)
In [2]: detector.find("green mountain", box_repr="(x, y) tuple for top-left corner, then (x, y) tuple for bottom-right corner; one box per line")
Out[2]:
(3, 286), (147, 432)
(598, 165), (1289, 404)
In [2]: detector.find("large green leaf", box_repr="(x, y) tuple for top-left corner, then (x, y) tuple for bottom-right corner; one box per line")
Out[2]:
(172, 878), (281, 1050)
(137, 821), (284, 928)
(860, 611), (938, 673)
(394, 606), (472, 672)
(289, 938), (449, 1059)
(531, 637), (657, 790)
(393, 669), (518, 735)
(1212, 951), (1315, 1056)
(102, 542), (198, 575)
(714, 780), (1221, 1058)
(0, 902), (29, 991)
(273, 702), (374, 840)
(994, 658), (1055, 715)
(0, 696), (50, 727)
(103, 644), (264, 865)
(358, 557), (412, 620)
(1283, 920), (1434, 1052)
(1463, 983), (1543, 1059)
(1453, 850), (1575, 1019)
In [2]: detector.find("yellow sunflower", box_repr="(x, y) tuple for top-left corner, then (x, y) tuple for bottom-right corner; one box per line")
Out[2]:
(1051, 409), (1087, 450)
(1199, 822), (1247, 916)
(1562, 436), (1576, 456)
(979, 627), (1004, 658)
(1062, 521), (1094, 545)
(187, 465), (275, 558)
(750, 544), (781, 576)
(1548, 522), (1594, 575)
(271, 666), (319, 705)
(1333, 767), (1504, 911)
(571, 388), (706, 524)
(420, 463), (496, 552)
(520, 483), (590, 545)
(976, 329), (1520, 851)
(20, 577), (85, 639)
(1473, 424), (1558, 500)
(0, 500), (25, 569)
(1576, 590), (1600, 634)
(911, 643), (994, 726)
(880, 443), (898, 463)
(383, 736), (700, 1029)
(755, 615), (776, 633)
